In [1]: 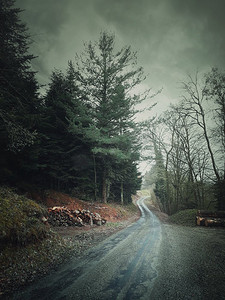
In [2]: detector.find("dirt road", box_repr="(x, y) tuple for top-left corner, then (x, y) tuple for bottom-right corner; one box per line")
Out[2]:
(10, 197), (225, 299)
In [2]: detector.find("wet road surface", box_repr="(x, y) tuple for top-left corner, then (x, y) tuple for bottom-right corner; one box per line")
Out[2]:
(10, 197), (225, 299)
(11, 197), (162, 299)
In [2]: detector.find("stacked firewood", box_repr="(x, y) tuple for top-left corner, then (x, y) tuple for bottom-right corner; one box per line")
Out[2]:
(47, 206), (106, 227)
(196, 210), (225, 227)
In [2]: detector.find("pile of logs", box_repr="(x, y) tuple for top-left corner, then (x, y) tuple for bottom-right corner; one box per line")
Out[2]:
(196, 210), (225, 227)
(47, 206), (106, 227)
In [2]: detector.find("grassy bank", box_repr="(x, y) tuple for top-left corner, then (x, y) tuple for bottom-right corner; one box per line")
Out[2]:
(0, 233), (73, 296)
(169, 209), (197, 227)
(0, 187), (140, 296)
(0, 187), (73, 296)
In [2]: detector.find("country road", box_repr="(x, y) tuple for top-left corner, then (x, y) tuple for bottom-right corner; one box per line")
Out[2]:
(11, 197), (225, 300)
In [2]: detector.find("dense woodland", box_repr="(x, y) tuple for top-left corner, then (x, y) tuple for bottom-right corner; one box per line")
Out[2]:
(1, 0), (224, 212)
(0, 0), (142, 204)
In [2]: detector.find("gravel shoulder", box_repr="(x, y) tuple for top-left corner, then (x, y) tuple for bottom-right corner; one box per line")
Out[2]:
(64, 199), (225, 299)
(0, 207), (140, 297)
(10, 197), (161, 300)
(4, 196), (225, 299)
(151, 224), (225, 299)
(53, 213), (140, 257)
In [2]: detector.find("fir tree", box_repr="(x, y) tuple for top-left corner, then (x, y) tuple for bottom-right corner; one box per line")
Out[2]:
(0, 0), (39, 185)
(75, 32), (146, 202)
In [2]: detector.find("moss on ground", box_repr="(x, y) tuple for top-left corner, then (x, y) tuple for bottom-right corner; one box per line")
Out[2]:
(169, 209), (197, 227)
(0, 187), (74, 296)
(0, 187), (140, 296)
(0, 187), (49, 246)
(0, 233), (73, 296)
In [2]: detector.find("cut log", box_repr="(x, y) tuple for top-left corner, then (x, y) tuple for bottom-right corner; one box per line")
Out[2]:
(47, 206), (106, 227)
(196, 214), (225, 227)
(48, 207), (83, 227)
(196, 216), (205, 226)
(205, 218), (225, 227)
(197, 210), (225, 218)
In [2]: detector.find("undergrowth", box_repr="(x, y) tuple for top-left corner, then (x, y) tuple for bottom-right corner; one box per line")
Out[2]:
(0, 187), (49, 246)
(0, 187), (73, 296)
(169, 209), (197, 227)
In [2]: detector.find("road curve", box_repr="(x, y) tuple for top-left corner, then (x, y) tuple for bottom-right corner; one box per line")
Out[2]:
(11, 197), (162, 300)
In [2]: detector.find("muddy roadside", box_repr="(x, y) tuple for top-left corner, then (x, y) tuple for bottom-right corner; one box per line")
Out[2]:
(54, 196), (169, 257)
(0, 202), (141, 297)
(1, 195), (167, 297)
(54, 211), (141, 257)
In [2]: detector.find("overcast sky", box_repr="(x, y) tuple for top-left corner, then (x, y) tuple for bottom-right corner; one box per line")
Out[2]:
(15, 0), (225, 173)
(17, 0), (225, 114)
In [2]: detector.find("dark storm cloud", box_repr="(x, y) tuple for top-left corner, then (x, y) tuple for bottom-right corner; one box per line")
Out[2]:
(16, 0), (103, 85)
(167, 0), (225, 62)
(18, 0), (69, 34)
(16, 0), (225, 103)
(17, 0), (71, 83)
(94, 0), (225, 97)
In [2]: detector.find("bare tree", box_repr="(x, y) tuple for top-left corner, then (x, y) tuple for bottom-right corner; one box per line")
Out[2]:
(143, 69), (225, 212)
(181, 71), (225, 209)
(204, 68), (225, 171)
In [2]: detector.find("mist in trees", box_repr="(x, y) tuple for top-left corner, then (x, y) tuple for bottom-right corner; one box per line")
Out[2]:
(143, 68), (225, 214)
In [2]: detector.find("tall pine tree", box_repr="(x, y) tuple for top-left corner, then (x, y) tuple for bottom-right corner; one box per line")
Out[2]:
(38, 63), (93, 193)
(75, 32), (145, 202)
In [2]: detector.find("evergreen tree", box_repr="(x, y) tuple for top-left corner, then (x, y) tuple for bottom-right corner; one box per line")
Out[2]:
(38, 63), (93, 193)
(75, 32), (145, 202)
(0, 0), (39, 185)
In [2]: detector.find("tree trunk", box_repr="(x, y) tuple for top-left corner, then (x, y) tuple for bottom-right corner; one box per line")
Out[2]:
(93, 154), (97, 202)
(201, 107), (221, 182)
(107, 181), (111, 199)
(121, 181), (124, 205)
(102, 169), (107, 203)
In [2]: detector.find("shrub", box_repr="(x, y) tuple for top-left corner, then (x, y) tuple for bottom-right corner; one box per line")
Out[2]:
(169, 209), (197, 227)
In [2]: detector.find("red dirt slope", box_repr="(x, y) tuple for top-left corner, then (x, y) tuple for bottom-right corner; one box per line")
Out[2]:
(29, 190), (136, 223)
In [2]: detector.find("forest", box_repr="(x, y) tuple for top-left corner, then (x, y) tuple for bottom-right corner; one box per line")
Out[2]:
(142, 69), (225, 214)
(0, 0), (143, 204)
(1, 0), (224, 213)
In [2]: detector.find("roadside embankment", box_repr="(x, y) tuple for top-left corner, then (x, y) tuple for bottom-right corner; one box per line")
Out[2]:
(0, 187), (140, 296)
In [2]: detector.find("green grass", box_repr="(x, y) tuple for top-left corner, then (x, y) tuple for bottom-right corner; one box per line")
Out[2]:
(169, 209), (197, 227)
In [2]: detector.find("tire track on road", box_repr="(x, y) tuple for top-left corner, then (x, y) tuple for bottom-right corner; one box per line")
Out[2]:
(12, 197), (162, 300)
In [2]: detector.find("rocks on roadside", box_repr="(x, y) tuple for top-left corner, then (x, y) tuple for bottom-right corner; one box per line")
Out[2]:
(47, 206), (106, 227)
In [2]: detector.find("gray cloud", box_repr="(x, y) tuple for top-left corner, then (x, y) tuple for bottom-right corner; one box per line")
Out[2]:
(16, 0), (225, 105)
